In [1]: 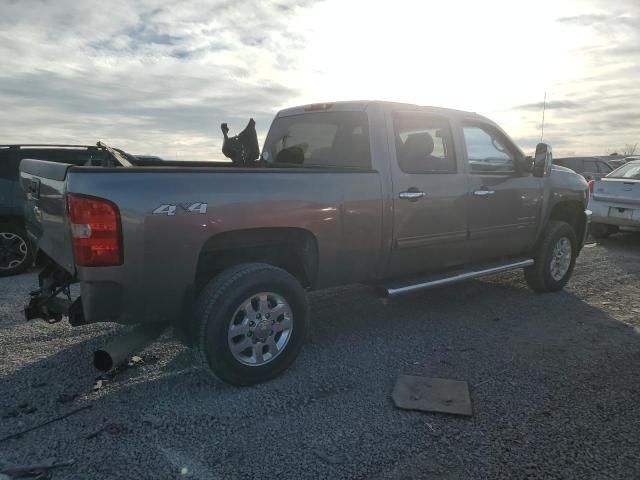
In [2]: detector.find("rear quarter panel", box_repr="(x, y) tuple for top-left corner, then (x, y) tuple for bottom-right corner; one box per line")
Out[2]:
(68, 168), (383, 324)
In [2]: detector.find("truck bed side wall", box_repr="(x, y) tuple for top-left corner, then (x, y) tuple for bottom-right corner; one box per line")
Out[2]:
(67, 168), (384, 324)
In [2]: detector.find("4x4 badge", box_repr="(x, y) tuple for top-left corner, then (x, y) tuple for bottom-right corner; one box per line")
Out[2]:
(152, 203), (208, 216)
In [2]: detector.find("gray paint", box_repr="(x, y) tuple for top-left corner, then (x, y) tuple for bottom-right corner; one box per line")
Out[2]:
(20, 101), (589, 326)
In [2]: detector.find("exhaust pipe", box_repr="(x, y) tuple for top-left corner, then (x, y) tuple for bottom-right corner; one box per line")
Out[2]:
(94, 324), (166, 372)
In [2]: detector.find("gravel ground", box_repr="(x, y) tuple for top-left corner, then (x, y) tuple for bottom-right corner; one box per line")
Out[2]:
(1, 234), (639, 479)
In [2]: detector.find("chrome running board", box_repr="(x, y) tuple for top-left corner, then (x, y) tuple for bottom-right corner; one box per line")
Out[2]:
(381, 258), (534, 297)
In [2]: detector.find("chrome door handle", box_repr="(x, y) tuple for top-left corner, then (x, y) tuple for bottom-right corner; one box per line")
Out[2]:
(473, 189), (496, 196)
(399, 190), (426, 200)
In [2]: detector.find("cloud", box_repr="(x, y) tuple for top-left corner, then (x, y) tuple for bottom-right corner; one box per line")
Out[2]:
(517, 101), (581, 111)
(0, 0), (638, 159)
(556, 13), (636, 27)
(499, 2), (640, 156)
(0, 0), (317, 158)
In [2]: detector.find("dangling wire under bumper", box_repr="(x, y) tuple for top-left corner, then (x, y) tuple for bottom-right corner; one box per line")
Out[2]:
(23, 260), (84, 325)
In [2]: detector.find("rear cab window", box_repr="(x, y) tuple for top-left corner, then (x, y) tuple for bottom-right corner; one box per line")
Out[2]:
(263, 111), (371, 169)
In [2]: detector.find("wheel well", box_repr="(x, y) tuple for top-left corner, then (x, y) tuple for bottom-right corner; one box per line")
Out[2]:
(194, 228), (318, 293)
(549, 201), (586, 243)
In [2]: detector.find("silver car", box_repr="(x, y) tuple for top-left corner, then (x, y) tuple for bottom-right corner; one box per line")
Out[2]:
(589, 160), (640, 238)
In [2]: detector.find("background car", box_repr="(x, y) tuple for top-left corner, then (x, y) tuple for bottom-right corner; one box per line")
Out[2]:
(0, 144), (160, 276)
(554, 156), (615, 181)
(588, 159), (640, 238)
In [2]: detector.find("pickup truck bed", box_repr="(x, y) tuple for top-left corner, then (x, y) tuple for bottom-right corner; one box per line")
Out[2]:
(20, 100), (591, 385)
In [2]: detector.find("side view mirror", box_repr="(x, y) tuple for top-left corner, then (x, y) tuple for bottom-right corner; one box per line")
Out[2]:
(533, 142), (552, 177)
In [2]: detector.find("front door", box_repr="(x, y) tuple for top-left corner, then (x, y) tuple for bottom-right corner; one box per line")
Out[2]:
(388, 112), (469, 277)
(461, 122), (543, 262)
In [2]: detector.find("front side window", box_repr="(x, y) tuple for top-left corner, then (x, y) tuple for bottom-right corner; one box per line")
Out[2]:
(264, 111), (371, 169)
(394, 114), (456, 174)
(463, 125), (515, 173)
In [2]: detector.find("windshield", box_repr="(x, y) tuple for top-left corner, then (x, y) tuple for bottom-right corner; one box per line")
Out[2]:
(608, 161), (640, 179)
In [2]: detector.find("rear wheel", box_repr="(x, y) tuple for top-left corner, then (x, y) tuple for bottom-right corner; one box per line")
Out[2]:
(525, 221), (577, 293)
(195, 263), (309, 386)
(0, 224), (33, 277)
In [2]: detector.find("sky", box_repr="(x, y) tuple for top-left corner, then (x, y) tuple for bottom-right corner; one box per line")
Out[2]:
(1, 0), (638, 160)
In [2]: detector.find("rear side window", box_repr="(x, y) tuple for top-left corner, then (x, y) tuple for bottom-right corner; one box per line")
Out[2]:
(583, 160), (598, 173)
(597, 161), (613, 173)
(555, 158), (578, 171)
(14, 148), (110, 166)
(565, 159), (582, 172)
(264, 111), (371, 169)
(0, 151), (20, 180)
(393, 114), (456, 174)
(463, 125), (515, 173)
(560, 158), (584, 173)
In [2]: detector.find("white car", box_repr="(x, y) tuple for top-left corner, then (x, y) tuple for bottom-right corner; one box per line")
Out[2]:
(589, 160), (640, 238)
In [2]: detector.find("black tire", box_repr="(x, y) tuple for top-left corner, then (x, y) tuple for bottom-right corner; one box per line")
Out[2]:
(0, 223), (33, 277)
(195, 263), (309, 386)
(590, 222), (611, 239)
(525, 220), (577, 293)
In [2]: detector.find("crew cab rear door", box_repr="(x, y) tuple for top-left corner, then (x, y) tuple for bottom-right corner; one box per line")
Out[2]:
(387, 111), (469, 277)
(461, 121), (543, 261)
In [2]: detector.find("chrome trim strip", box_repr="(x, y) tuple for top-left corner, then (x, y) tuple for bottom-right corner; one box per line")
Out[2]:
(396, 231), (467, 249)
(385, 259), (534, 297)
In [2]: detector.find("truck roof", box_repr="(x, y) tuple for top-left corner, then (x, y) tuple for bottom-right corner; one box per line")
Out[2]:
(276, 100), (482, 119)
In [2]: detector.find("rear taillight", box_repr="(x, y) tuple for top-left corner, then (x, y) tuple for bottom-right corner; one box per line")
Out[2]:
(67, 194), (122, 267)
(588, 180), (594, 194)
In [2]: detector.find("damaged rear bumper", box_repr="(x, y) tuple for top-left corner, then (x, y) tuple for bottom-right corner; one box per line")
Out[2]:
(23, 261), (85, 325)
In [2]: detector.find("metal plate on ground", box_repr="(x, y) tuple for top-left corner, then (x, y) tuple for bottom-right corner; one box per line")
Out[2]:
(392, 375), (472, 416)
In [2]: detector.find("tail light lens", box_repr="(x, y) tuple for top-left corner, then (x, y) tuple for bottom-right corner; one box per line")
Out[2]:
(588, 180), (594, 193)
(67, 194), (123, 266)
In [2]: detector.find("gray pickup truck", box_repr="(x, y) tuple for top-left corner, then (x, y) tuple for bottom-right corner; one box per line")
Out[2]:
(20, 101), (591, 385)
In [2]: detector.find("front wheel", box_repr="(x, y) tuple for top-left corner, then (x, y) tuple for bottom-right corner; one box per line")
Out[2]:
(0, 224), (33, 277)
(525, 221), (577, 293)
(195, 263), (309, 386)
